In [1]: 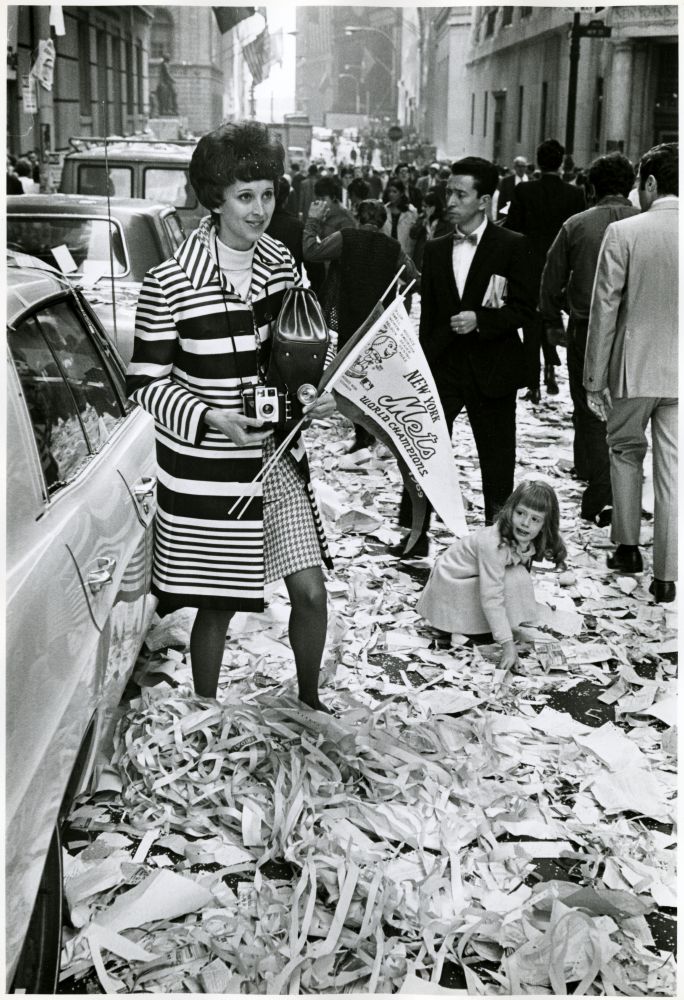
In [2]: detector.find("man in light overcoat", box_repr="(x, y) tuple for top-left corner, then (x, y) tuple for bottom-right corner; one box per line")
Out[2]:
(584, 142), (678, 603)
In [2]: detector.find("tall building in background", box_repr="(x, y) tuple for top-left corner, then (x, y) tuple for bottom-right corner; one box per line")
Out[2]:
(295, 6), (420, 128)
(463, 5), (678, 167)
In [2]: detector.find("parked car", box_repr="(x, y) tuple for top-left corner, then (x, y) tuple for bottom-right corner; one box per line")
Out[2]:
(6, 255), (158, 992)
(7, 194), (186, 363)
(59, 137), (204, 231)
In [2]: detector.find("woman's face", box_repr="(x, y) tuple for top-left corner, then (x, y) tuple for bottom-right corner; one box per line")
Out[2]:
(425, 203), (436, 219)
(386, 185), (400, 204)
(216, 178), (275, 249)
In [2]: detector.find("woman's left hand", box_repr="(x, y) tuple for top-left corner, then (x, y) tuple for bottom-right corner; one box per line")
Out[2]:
(302, 391), (336, 420)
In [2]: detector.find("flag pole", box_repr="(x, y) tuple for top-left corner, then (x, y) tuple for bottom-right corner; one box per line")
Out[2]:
(379, 265), (405, 303)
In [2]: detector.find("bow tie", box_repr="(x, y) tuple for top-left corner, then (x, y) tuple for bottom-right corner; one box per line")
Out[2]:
(453, 231), (478, 246)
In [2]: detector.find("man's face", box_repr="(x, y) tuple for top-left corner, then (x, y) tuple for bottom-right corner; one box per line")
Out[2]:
(514, 158), (527, 177)
(397, 166), (409, 184)
(446, 174), (488, 230)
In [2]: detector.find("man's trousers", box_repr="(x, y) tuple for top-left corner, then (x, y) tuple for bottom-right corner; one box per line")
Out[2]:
(607, 395), (678, 581)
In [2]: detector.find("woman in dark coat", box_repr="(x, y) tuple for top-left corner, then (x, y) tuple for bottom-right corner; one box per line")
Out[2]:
(409, 190), (452, 270)
(127, 121), (335, 710)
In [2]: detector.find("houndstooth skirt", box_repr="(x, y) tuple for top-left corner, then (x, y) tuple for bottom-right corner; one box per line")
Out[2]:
(262, 434), (323, 584)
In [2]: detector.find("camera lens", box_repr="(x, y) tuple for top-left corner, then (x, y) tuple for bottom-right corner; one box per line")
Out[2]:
(262, 403), (274, 416)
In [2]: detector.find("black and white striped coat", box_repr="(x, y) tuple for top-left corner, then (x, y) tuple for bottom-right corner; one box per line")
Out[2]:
(126, 216), (332, 613)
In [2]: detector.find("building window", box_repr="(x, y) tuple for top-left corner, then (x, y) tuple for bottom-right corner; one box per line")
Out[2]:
(471, 93), (475, 135)
(96, 30), (108, 133)
(483, 91), (488, 137)
(78, 19), (91, 115)
(593, 76), (603, 151)
(519, 7), (533, 18)
(112, 35), (123, 133)
(136, 42), (144, 114)
(151, 8), (174, 61)
(517, 85), (524, 144)
(126, 40), (134, 115)
(540, 81), (548, 141)
(485, 9), (497, 37)
(502, 7), (514, 27)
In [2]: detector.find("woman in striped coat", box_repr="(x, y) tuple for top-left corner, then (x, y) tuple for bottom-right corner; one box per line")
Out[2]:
(126, 121), (336, 711)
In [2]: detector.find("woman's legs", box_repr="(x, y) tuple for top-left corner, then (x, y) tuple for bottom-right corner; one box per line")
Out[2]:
(284, 565), (329, 711)
(190, 608), (234, 698)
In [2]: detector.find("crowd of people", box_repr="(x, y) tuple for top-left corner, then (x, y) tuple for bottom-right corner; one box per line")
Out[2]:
(6, 151), (41, 193)
(118, 120), (676, 713)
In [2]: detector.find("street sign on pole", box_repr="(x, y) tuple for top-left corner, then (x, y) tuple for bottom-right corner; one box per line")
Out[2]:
(387, 125), (403, 143)
(580, 20), (612, 37)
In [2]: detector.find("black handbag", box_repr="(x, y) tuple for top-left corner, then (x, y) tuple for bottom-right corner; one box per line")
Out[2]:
(267, 287), (330, 421)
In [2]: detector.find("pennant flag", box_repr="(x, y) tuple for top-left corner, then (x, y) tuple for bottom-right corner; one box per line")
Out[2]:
(30, 38), (56, 91)
(320, 298), (468, 545)
(243, 27), (270, 85)
(212, 7), (256, 34)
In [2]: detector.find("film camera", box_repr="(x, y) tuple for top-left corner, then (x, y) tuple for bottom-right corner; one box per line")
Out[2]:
(242, 287), (330, 430)
(242, 385), (291, 424)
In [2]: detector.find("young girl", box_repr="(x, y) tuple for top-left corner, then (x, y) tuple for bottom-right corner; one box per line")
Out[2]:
(417, 481), (567, 671)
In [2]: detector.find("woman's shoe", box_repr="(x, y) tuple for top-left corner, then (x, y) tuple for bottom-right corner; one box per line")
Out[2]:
(544, 363), (559, 394)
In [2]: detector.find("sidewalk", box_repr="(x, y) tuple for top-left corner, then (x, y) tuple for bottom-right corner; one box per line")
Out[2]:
(58, 344), (677, 995)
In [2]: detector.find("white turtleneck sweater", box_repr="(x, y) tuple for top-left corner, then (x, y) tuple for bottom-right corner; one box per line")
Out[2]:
(214, 236), (255, 302)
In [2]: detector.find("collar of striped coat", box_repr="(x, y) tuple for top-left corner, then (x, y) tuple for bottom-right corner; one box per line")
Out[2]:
(173, 215), (292, 296)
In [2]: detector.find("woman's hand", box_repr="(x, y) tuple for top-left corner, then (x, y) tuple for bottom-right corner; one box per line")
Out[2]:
(205, 409), (271, 446)
(307, 200), (329, 222)
(498, 639), (519, 673)
(302, 392), (336, 421)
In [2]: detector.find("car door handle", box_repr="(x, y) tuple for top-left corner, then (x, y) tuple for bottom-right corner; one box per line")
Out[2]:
(132, 476), (156, 514)
(132, 476), (156, 500)
(87, 556), (117, 593)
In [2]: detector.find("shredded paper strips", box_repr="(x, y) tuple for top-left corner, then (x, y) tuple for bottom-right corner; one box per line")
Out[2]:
(60, 323), (676, 995)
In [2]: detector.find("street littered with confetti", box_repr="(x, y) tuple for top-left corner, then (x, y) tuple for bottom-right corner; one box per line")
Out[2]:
(59, 341), (677, 995)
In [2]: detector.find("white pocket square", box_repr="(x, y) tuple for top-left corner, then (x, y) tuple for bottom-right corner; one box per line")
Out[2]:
(482, 273), (508, 308)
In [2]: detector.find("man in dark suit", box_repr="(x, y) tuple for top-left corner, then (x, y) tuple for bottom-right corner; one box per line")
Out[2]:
(496, 155), (529, 221)
(392, 156), (537, 557)
(505, 138), (586, 398)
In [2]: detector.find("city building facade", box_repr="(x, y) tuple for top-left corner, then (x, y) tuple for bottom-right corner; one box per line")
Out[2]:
(462, 5), (678, 169)
(7, 5), (151, 159)
(421, 8), (473, 161)
(148, 6), (223, 135)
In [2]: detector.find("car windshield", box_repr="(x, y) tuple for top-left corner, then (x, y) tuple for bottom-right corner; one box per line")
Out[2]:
(7, 216), (128, 277)
(77, 164), (133, 197)
(144, 167), (197, 208)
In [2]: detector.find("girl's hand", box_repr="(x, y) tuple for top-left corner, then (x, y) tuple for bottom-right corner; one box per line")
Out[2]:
(302, 392), (336, 420)
(498, 639), (519, 673)
(205, 409), (271, 446)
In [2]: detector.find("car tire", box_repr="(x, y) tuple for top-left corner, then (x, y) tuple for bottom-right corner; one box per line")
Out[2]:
(11, 825), (63, 994)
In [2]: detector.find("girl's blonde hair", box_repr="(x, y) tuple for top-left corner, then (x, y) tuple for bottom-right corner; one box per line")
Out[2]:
(496, 480), (567, 566)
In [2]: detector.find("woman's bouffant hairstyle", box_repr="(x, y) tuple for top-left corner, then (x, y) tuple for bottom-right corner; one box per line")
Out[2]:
(189, 121), (284, 213)
(496, 480), (567, 566)
(357, 199), (387, 228)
